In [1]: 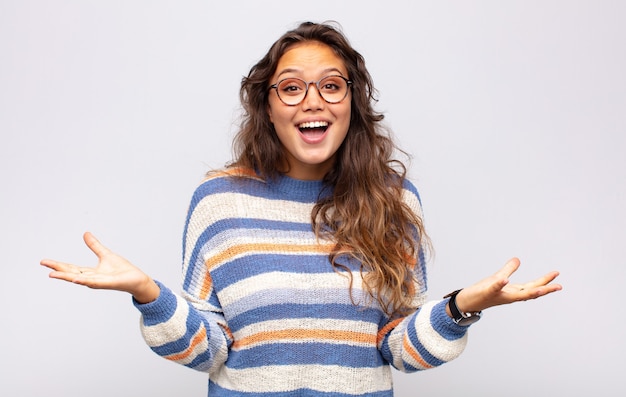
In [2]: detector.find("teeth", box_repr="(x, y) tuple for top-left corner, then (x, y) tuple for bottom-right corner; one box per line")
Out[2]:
(298, 121), (329, 129)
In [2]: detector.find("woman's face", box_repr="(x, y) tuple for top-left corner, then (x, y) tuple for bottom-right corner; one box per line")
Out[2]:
(268, 41), (351, 180)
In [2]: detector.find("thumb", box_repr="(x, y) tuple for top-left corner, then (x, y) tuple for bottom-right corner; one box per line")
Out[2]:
(495, 257), (521, 281)
(83, 232), (110, 258)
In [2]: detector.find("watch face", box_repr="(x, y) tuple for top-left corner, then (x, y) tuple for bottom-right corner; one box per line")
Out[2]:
(456, 313), (481, 326)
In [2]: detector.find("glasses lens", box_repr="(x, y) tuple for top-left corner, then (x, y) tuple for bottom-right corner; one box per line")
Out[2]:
(276, 78), (307, 105)
(275, 76), (349, 105)
(318, 76), (348, 103)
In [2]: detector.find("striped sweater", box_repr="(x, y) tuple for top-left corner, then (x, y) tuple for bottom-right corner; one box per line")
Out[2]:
(134, 168), (469, 396)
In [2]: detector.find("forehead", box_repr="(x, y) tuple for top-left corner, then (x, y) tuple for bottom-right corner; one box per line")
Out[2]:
(274, 41), (348, 77)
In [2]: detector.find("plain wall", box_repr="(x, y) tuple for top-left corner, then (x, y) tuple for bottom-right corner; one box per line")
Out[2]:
(1, 1), (624, 396)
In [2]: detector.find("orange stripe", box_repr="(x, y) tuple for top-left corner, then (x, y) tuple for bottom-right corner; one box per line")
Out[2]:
(204, 167), (262, 182)
(165, 325), (208, 362)
(402, 335), (433, 369)
(376, 317), (405, 347)
(205, 242), (334, 269)
(221, 324), (234, 342)
(232, 329), (376, 349)
(199, 242), (334, 299)
(200, 271), (213, 301)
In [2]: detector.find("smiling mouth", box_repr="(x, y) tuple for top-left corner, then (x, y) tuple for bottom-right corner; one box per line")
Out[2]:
(298, 121), (329, 135)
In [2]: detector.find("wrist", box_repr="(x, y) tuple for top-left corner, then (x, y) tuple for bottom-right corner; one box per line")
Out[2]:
(132, 277), (160, 304)
(453, 288), (470, 313)
(444, 289), (482, 326)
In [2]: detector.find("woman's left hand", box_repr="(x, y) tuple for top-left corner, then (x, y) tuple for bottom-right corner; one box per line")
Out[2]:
(453, 258), (562, 314)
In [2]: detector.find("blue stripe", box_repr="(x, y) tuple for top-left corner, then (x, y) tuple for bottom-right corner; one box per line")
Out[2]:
(210, 254), (333, 288)
(228, 303), (381, 331)
(183, 219), (316, 291)
(430, 300), (468, 341)
(187, 349), (218, 371)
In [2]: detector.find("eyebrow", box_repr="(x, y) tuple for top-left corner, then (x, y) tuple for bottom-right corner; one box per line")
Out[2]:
(275, 67), (347, 79)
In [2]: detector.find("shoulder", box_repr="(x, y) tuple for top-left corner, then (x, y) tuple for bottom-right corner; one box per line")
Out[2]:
(401, 178), (421, 201)
(400, 178), (424, 215)
(191, 167), (265, 199)
(184, 166), (266, 216)
(203, 166), (264, 183)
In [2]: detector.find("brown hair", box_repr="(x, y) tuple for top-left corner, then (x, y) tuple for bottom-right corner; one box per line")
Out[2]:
(232, 21), (429, 316)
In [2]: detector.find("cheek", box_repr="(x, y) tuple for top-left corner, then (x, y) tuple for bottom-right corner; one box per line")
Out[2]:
(267, 96), (286, 124)
(340, 104), (352, 126)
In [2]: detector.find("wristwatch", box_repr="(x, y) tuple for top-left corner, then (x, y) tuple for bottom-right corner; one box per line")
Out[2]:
(443, 289), (482, 326)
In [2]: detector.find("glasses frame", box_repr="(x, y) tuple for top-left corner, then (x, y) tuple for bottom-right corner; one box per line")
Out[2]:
(269, 75), (353, 106)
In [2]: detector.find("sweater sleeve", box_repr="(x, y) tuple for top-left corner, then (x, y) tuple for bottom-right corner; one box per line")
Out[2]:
(378, 299), (469, 372)
(133, 179), (231, 374)
(133, 281), (229, 373)
(377, 179), (470, 371)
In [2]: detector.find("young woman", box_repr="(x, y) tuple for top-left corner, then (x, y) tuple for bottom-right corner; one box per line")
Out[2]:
(41, 22), (561, 396)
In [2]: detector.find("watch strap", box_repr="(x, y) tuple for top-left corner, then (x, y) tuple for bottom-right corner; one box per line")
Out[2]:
(444, 289), (464, 320)
(443, 289), (482, 325)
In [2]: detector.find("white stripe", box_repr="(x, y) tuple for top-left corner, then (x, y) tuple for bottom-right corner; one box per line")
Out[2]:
(183, 185), (422, 273)
(402, 187), (423, 217)
(386, 301), (440, 370)
(212, 364), (393, 394)
(140, 295), (190, 347)
(208, 228), (323, 253)
(183, 192), (314, 271)
(389, 301), (467, 370)
(222, 286), (373, 319)
(167, 326), (209, 365)
(219, 271), (366, 308)
(411, 300), (467, 362)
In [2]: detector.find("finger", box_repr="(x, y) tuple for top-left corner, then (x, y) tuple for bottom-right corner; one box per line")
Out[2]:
(515, 278), (562, 300)
(531, 273), (562, 295)
(519, 284), (562, 301)
(493, 257), (521, 282)
(47, 268), (83, 283)
(40, 259), (80, 273)
(83, 232), (110, 258)
(525, 271), (561, 289)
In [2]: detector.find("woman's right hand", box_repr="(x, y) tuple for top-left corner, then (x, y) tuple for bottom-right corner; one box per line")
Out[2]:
(41, 232), (160, 304)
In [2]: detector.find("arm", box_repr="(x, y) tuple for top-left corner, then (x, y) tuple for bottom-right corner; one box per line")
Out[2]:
(388, 181), (562, 370)
(134, 181), (235, 372)
(133, 281), (229, 373)
(379, 258), (561, 372)
(41, 228), (230, 372)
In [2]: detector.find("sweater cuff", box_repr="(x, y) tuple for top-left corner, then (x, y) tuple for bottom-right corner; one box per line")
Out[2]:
(132, 280), (178, 324)
(431, 299), (471, 337)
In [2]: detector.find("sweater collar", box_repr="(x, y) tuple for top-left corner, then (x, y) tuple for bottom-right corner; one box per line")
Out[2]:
(268, 173), (328, 202)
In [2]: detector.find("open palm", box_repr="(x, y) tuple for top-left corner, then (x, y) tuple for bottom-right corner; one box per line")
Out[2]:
(41, 232), (159, 303)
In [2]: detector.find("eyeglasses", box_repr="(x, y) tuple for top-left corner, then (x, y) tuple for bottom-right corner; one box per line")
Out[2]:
(270, 75), (353, 106)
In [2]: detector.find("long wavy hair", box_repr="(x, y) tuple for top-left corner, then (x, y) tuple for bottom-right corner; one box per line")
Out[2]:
(231, 21), (430, 316)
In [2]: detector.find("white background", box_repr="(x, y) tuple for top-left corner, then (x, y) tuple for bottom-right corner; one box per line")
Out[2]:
(1, 1), (624, 396)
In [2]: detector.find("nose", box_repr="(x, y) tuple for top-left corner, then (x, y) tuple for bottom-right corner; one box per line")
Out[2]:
(302, 82), (324, 110)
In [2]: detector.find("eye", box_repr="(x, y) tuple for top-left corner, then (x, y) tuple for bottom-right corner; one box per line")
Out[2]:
(319, 77), (344, 92)
(278, 79), (305, 95)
